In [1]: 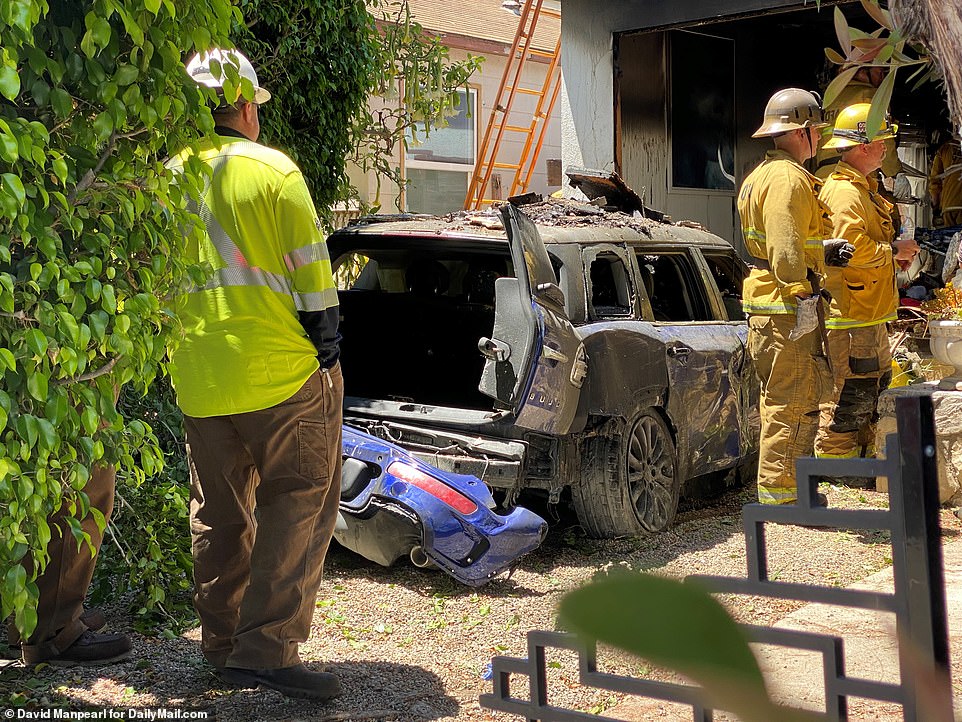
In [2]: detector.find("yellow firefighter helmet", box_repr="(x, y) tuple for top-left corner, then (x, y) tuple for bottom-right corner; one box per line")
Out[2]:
(823, 102), (898, 149)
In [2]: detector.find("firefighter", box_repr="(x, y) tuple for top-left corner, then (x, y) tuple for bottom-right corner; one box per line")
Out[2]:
(738, 88), (851, 505)
(168, 49), (343, 700)
(815, 66), (901, 180)
(929, 132), (962, 227)
(815, 103), (920, 469)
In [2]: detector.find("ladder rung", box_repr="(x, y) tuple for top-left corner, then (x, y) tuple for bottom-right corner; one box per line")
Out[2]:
(494, 162), (521, 170)
(528, 49), (555, 58)
(505, 85), (542, 96)
(504, 124), (533, 133)
(540, 9), (561, 18)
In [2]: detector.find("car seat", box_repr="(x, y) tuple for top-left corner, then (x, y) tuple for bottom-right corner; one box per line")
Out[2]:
(406, 259), (450, 297)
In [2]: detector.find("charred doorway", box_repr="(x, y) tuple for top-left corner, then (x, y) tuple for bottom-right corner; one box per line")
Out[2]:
(614, 2), (949, 254)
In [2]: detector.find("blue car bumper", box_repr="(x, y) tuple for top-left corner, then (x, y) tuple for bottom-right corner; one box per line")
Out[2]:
(335, 425), (547, 586)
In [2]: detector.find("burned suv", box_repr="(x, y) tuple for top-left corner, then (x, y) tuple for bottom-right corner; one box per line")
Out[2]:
(328, 189), (758, 539)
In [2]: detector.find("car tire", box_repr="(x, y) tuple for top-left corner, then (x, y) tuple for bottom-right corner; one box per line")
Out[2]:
(572, 410), (680, 538)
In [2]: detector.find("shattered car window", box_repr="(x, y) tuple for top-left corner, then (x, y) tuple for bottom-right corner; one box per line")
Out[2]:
(703, 251), (747, 321)
(588, 253), (633, 318)
(637, 252), (711, 322)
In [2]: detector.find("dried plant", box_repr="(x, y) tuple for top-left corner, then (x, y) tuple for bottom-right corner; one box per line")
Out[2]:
(921, 284), (962, 321)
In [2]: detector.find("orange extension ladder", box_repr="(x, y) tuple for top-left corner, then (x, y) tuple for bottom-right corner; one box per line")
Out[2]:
(463, 0), (562, 210)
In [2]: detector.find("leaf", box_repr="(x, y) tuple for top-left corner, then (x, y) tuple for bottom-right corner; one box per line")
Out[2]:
(91, 16), (112, 49)
(866, 67), (897, 138)
(81, 31), (97, 60)
(860, 0), (893, 30)
(93, 111), (113, 140)
(24, 328), (47, 356)
(26, 370), (48, 402)
(101, 285), (117, 313)
(833, 6), (852, 57)
(0, 127), (17, 163)
(852, 37), (886, 52)
(81, 406), (99, 435)
(3, 564), (26, 604)
(1, 173), (25, 208)
(0, 348), (15, 371)
(50, 87), (73, 118)
(35, 417), (56, 450)
(823, 66), (860, 109)
(52, 155), (68, 183)
(877, 43), (895, 63)
(0, 64), (20, 101)
(114, 64), (138, 86)
(145, 0), (161, 14)
(559, 575), (771, 718)
(824, 47), (846, 65)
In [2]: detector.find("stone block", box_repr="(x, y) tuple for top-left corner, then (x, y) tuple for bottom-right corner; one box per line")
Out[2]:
(875, 383), (962, 505)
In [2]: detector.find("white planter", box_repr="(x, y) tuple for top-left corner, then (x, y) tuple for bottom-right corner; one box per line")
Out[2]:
(929, 319), (962, 390)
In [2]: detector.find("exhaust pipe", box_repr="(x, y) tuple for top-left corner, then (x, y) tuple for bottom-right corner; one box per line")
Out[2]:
(409, 546), (435, 569)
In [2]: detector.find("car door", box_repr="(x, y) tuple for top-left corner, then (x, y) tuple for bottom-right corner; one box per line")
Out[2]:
(635, 247), (743, 478)
(697, 248), (759, 459)
(478, 205), (587, 435)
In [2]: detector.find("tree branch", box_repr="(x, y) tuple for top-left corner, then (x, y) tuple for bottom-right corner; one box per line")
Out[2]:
(66, 129), (149, 205)
(52, 357), (119, 385)
(0, 310), (40, 323)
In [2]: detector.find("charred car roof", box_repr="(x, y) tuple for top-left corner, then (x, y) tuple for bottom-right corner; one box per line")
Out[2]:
(332, 197), (734, 250)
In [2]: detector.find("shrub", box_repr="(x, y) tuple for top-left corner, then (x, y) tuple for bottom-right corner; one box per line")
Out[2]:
(0, 0), (234, 638)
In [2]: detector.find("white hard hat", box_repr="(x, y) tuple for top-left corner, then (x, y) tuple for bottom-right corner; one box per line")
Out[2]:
(185, 48), (271, 105)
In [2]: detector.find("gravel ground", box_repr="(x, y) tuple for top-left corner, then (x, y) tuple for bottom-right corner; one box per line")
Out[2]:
(2, 481), (959, 721)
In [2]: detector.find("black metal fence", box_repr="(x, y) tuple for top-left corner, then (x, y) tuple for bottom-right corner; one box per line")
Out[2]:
(479, 394), (953, 721)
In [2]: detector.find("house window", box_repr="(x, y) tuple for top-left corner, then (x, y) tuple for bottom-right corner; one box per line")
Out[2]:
(405, 88), (477, 214)
(669, 30), (735, 192)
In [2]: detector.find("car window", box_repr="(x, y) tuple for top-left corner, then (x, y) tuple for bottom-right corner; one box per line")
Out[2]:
(332, 248), (514, 299)
(587, 253), (633, 318)
(702, 251), (747, 321)
(335, 253), (373, 290)
(635, 251), (711, 322)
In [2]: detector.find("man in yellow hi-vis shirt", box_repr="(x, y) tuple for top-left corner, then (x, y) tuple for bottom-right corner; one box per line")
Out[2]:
(738, 88), (852, 506)
(168, 49), (342, 701)
(816, 104), (919, 470)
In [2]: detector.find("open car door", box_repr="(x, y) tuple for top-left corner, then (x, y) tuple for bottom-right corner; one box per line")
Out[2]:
(478, 205), (587, 435)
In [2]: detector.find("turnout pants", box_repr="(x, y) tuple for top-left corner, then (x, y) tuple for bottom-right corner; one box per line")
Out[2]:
(12, 465), (115, 654)
(815, 325), (891, 459)
(186, 364), (343, 670)
(748, 314), (832, 504)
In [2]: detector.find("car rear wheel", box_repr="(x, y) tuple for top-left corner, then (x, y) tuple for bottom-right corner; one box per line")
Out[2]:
(572, 410), (680, 538)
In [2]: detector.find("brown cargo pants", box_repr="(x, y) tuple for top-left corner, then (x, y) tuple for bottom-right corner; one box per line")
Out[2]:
(748, 314), (832, 504)
(185, 364), (343, 670)
(815, 325), (891, 459)
(11, 465), (115, 654)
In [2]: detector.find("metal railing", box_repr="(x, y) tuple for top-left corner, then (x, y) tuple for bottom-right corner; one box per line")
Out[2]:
(479, 394), (952, 721)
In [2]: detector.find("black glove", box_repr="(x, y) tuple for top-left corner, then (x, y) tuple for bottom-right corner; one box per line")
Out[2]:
(824, 239), (855, 267)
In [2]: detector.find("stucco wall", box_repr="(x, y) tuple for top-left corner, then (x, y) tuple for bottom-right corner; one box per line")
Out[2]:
(560, 0), (801, 180)
(351, 48), (563, 214)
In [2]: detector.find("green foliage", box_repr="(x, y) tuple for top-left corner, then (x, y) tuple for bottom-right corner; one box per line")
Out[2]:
(90, 380), (193, 634)
(238, 0), (482, 215)
(355, 1), (482, 211)
(235, 0), (378, 211)
(823, 0), (934, 137)
(1, 0), (480, 639)
(559, 573), (820, 722)
(0, 0), (234, 638)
